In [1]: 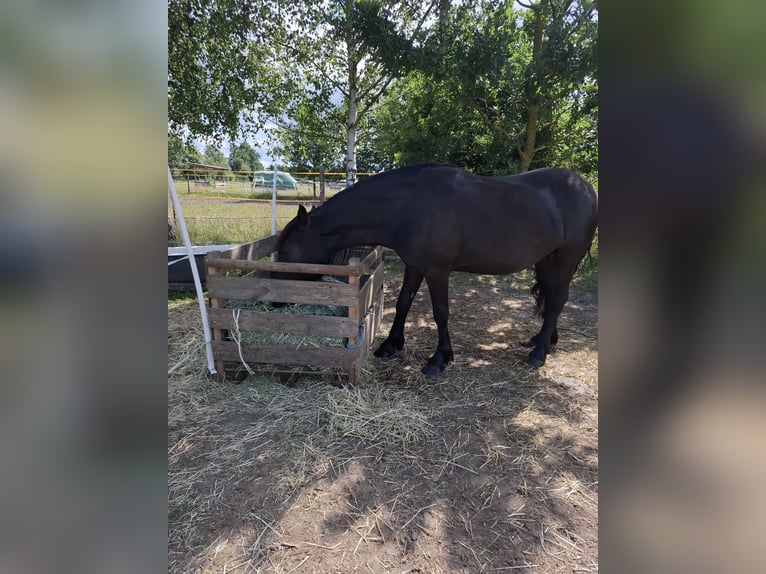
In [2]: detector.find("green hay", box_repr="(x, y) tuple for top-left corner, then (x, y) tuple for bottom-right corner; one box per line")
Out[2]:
(224, 276), (352, 348)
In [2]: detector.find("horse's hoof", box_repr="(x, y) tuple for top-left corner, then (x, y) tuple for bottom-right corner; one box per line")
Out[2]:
(374, 344), (397, 358)
(521, 339), (535, 348)
(526, 355), (545, 369)
(421, 363), (444, 378)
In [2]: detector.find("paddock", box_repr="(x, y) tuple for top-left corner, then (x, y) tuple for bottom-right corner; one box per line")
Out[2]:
(168, 263), (598, 573)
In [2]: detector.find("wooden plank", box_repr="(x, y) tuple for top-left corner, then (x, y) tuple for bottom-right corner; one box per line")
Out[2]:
(206, 257), (361, 277)
(359, 246), (382, 274)
(358, 261), (384, 312)
(346, 257), (361, 385)
(206, 258), (226, 378)
(208, 307), (358, 338)
(212, 341), (357, 368)
(360, 288), (383, 362)
(207, 274), (358, 306)
(215, 235), (277, 261)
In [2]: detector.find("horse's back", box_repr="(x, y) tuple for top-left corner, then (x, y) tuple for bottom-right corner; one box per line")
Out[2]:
(500, 168), (597, 245)
(367, 164), (597, 273)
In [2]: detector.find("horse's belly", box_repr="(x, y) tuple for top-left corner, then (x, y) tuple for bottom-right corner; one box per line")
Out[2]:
(453, 243), (553, 275)
(454, 261), (529, 275)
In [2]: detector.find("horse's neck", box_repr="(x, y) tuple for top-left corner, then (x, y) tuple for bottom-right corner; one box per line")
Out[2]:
(314, 192), (395, 250)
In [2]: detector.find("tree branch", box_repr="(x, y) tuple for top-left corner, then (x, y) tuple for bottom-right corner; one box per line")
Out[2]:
(462, 95), (514, 144)
(356, 76), (396, 120)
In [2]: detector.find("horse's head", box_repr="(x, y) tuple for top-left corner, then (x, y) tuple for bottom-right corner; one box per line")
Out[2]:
(273, 204), (332, 281)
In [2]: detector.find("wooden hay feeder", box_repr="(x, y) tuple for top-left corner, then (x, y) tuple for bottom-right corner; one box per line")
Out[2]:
(205, 235), (385, 385)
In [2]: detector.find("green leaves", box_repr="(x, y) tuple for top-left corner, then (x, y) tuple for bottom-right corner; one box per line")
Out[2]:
(168, 0), (285, 141)
(229, 141), (262, 174)
(365, 0), (597, 176)
(168, 0), (596, 179)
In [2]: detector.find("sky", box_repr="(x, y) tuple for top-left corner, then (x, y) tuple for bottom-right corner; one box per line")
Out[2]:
(193, 120), (276, 165)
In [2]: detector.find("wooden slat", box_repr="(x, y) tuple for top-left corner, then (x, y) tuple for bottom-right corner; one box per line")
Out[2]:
(212, 341), (357, 368)
(207, 274), (358, 306)
(208, 307), (358, 337)
(358, 261), (384, 312)
(346, 257), (361, 386)
(359, 246), (382, 274)
(358, 287), (385, 367)
(206, 261), (226, 377)
(206, 257), (361, 277)
(215, 235), (277, 261)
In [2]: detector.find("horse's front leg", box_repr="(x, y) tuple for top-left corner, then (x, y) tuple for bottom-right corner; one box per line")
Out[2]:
(422, 271), (453, 377)
(375, 264), (424, 358)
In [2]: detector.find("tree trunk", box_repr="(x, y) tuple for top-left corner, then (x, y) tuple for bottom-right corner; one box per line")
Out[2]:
(518, 4), (545, 173)
(345, 18), (358, 188)
(346, 70), (358, 187)
(519, 103), (539, 173)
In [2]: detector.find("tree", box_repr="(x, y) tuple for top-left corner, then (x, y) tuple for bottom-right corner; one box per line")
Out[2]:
(510, 0), (597, 171)
(168, 0), (288, 142)
(365, 0), (597, 176)
(168, 0), (596, 180)
(202, 145), (227, 167)
(275, 99), (345, 172)
(268, 0), (440, 186)
(228, 141), (262, 176)
(168, 132), (202, 175)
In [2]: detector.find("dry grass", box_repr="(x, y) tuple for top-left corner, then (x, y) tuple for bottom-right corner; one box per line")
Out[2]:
(168, 297), (437, 572)
(168, 268), (598, 573)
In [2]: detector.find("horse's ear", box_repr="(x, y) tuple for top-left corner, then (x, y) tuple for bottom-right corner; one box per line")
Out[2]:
(296, 204), (309, 229)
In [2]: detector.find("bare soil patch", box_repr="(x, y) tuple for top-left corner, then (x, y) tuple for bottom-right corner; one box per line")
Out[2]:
(168, 270), (598, 573)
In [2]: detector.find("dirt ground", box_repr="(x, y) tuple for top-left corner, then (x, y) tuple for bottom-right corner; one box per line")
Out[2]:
(168, 270), (598, 573)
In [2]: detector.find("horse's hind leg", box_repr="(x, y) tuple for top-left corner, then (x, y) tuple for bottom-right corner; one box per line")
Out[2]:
(422, 270), (453, 377)
(522, 326), (558, 349)
(526, 252), (578, 368)
(375, 264), (424, 358)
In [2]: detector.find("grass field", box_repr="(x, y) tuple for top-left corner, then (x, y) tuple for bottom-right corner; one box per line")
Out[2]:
(169, 197), (303, 245)
(169, 179), (349, 245)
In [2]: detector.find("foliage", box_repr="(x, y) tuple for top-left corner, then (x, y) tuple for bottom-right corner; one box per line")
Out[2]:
(168, 0), (264, 141)
(202, 145), (227, 167)
(168, 132), (202, 174)
(272, 0), (441, 178)
(168, 0), (597, 181)
(365, 0), (598, 177)
(275, 100), (345, 172)
(229, 141), (263, 175)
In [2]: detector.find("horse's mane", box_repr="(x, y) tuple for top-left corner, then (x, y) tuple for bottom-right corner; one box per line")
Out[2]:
(309, 163), (456, 216)
(275, 164), (457, 249)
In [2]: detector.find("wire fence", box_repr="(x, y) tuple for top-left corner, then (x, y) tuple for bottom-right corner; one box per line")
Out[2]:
(168, 168), (378, 246)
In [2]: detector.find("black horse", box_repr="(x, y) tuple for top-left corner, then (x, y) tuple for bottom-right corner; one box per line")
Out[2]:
(275, 164), (598, 376)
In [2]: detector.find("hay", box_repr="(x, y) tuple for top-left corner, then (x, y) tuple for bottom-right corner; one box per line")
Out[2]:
(224, 275), (351, 349)
(225, 297), (348, 348)
(322, 386), (434, 451)
(169, 298), (435, 571)
(168, 266), (599, 574)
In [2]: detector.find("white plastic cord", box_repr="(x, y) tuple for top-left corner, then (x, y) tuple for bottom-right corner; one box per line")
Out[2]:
(230, 308), (255, 375)
(168, 168), (217, 375)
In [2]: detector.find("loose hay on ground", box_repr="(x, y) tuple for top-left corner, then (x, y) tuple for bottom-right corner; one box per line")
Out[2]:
(168, 297), (437, 571)
(322, 387), (433, 451)
(168, 268), (598, 574)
